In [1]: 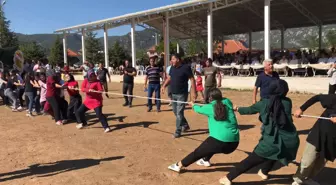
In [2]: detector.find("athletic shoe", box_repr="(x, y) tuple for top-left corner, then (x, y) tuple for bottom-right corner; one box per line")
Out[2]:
(258, 169), (268, 180)
(17, 106), (23, 111)
(36, 112), (43, 116)
(56, 121), (63, 126)
(182, 125), (190, 132)
(196, 159), (211, 167)
(104, 128), (111, 133)
(168, 163), (181, 173)
(173, 133), (181, 139)
(122, 103), (129, 106)
(12, 108), (18, 112)
(147, 108), (152, 112)
(157, 109), (161, 113)
(76, 124), (84, 129)
(129, 104), (132, 108)
(219, 177), (232, 185)
(292, 182), (300, 185)
(61, 120), (68, 124)
(26, 113), (33, 117)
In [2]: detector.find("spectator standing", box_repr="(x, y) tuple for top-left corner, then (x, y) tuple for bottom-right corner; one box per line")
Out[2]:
(203, 58), (222, 103)
(327, 62), (336, 94)
(253, 59), (279, 104)
(121, 60), (137, 107)
(97, 63), (111, 98)
(80, 61), (90, 79)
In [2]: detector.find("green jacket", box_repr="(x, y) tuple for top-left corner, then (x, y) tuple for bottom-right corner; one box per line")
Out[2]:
(238, 98), (299, 165)
(193, 99), (239, 142)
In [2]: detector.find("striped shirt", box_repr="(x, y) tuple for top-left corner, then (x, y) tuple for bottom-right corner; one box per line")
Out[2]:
(146, 66), (163, 84)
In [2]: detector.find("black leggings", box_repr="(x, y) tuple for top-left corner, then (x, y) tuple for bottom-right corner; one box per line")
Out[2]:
(67, 95), (82, 120)
(101, 81), (109, 98)
(46, 97), (67, 122)
(181, 137), (239, 167)
(226, 152), (276, 181)
(328, 84), (336, 94)
(122, 83), (134, 104)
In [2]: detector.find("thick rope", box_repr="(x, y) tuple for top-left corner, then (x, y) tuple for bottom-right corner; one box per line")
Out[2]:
(293, 114), (331, 120)
(69, 87), (203, 106)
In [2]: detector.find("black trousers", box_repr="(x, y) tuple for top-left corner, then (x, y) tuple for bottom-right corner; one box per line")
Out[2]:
(181, 137), (239, 167)
(67, 95), (82, 121)
(46, 97), (67, 122)
(328, 84), (336, 94)
(123, 83), (134, 104)
(100, 81), (109, 98)
(76, 104), (109, 129)
(226, 152), (276, 181)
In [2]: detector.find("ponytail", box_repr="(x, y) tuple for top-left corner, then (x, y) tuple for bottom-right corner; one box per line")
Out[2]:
(209, 88), (227, 121)
(214, 99), (227, 121)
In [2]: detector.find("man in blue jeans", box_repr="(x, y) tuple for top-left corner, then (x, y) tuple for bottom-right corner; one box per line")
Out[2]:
(144, 56), (163, 112)
(162, 54), (196, 138)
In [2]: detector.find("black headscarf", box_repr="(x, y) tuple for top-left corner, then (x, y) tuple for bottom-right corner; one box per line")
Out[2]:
(266, 79), (289, 129)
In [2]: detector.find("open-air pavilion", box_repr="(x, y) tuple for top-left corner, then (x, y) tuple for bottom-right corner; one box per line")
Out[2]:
(55, 0), (336, 68)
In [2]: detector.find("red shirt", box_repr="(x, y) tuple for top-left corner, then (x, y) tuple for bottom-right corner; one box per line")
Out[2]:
(64, 81), (80, 96)
(46, 76), (59, 98)
(63, 66), (70, 74)
(81, 79), (103, 109)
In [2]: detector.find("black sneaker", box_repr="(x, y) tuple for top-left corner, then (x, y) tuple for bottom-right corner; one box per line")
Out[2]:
(129, 104), (132, 108)
(173, 133), (181, 139)
(182, 125), (190, 133)
(123, 103), (129, 106)
(157, 109), (161, 113)
(147, 108), (152, 112)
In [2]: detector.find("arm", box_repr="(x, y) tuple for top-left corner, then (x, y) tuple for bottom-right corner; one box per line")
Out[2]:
(193, 104), (211, 116)
(217, 69), (222, 88)
(237, 101), (262, 115)
(129, 68), (137, 77)
(81, 80), (88, 93)
(327, 68), (335, 76)
(189, 77), (196, 101)
(253, 86), (258, 104)
(106, 69), (111, 82)
(144, 75), (148, 89)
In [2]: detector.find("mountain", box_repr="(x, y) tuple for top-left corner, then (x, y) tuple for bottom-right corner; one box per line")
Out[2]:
(15, 25), (336, 54)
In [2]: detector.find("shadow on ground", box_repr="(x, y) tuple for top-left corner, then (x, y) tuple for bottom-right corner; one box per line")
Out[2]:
(0, 156), (124, 182)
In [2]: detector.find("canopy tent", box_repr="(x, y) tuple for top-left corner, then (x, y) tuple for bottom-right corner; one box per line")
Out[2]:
(215, 40), (248, 54)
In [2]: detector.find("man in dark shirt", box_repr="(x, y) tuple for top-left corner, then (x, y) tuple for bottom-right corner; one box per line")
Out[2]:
(121, 60), (137, 107)
(144, 56), (163, 112)
(162, 54), (196, 138)
(253, 59), (279, 104)
(97, 63), (111, 98)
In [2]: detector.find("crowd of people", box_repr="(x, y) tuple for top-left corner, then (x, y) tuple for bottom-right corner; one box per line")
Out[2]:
(0, 53), (335, 185)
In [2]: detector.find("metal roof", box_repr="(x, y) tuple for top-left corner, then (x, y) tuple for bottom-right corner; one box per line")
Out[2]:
(55, 0), (336, 39)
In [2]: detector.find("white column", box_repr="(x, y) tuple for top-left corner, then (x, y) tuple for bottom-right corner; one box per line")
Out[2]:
(131, 18), (136, 67)
(280, 28), (285, 51)
(177, 43), (180, 54)
(264, 0), (271, 59)
(104, 25), (109, 67)
(155, 33), (158, 46)
(249, 31), (252, 52)
(318, 25), (322, 50)
(221, 36), (225, 56)
(81, 30), (86, 62)
(63, 34), (68, 65)
(164, 12), (170, 68)
(207, 3), (213, 59)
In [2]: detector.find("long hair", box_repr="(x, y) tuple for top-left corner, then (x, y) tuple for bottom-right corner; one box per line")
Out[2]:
(209, 88), (227, 121)
(25, 72), (33, 82)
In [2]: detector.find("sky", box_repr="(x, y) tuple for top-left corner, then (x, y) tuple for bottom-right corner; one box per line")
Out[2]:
(4, 0), (187, 36)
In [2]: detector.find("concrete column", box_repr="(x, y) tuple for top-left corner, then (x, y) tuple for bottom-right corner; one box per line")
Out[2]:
(155, 33), (158, 46)
(280, 28), (285, 51)
(63, 34), (68, 65)
(264, 0), (271, 59)
(131, 18), (136, 67)
(318, 25), (322, 50)
(177, 43), (180, 54)
(81, 30), (86, 62)
(249, 31), (252, 52)
(104, 25), (109, 67)
(207, 3), (213, 59)
(164, 12), (170, 68)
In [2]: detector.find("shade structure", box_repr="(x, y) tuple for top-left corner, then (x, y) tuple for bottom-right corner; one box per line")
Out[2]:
(215, 40), (248, 54)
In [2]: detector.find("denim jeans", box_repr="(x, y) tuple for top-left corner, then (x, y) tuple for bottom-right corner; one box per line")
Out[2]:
(147, 83), (161, 110)
(172, 93), (189, 134)
(5, 89), (18, 108)
(76, 104), (109, 129)
(25, 92), (34, 113)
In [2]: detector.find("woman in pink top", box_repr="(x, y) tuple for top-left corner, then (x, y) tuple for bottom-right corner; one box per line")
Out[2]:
(75, 70), (111, 133)
(38, 73), (47, 112)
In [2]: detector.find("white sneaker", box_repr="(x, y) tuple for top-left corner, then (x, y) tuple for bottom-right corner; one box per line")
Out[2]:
(26, 113), (33, 117)
(303, 179), (320, 185)
(61, 120), (68, 124)
(258, 169), (268, 180)
(17, 106), (23, 111)
(56, 121), (63, 126)
(219, 177), (232, 185)
(196, 158), (211, 167)
(76, 124), (84, 129)
(104, 128), (111, 133)
(12, 108), (18, 112)
(292, 182), (300, 185)
(168, 163), (181, 173)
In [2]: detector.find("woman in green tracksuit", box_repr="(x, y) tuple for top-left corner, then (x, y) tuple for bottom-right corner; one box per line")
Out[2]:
(219, 79), (300, 185)
(168, 88), (240, 173)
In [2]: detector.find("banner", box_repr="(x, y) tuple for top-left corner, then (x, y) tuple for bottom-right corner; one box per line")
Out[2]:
(13, 50), (24, 72)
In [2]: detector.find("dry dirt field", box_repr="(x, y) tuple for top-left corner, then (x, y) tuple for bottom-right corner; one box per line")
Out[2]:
(0, 82), (335, 185)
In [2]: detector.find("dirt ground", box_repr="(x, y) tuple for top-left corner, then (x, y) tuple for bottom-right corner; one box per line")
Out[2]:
(0, 82), (335, 185)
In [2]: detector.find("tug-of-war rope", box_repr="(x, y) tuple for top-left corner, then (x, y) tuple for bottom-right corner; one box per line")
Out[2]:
(68, 87), (331, 120)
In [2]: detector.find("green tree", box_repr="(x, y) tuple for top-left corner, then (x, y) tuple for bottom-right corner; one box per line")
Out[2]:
(155, 39), (185, 57)
(0, 5), (18, 48)
(136, 49), (149, 66)
(85, 31), (103, 64)
(185, 38), (207, 56)
(108, 41), (130, 67)
(301, 35), (319, 49)
(326, 30), (336, 48)
(19, 41), (46, 61)
(48, 35), (63, 65)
